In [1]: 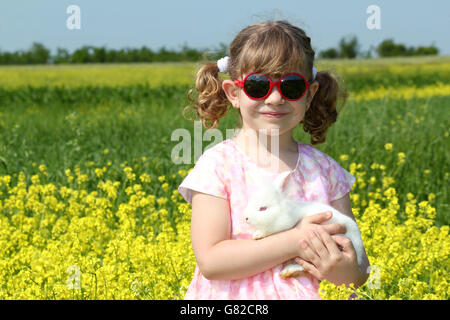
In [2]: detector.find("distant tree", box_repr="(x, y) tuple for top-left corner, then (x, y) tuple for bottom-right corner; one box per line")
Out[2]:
(377, 39), (439, 57)
(139, 46), (155, 62)
(71, 46), (95, 63)
(377, 39), (404, 57)
(54, 48), (71, 64)
(338, 35), (360, 59)
(180, 43), (203, 61)
(93, 47), (106, 63)
(129, 48), (142, 62)
(414, 45), (439, 56)
(319, 48), (339, 59)
(27, 42), (50, 64)
(156, 46), (179, 62)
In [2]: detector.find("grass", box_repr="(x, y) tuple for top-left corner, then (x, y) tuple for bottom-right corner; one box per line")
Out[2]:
(0, 56), (448, 226)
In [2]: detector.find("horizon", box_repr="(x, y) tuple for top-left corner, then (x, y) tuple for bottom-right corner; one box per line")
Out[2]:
(1, 0), (449, 56)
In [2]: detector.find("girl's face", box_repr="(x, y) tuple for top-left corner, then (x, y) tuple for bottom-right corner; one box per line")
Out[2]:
(223, 71), (319, 137)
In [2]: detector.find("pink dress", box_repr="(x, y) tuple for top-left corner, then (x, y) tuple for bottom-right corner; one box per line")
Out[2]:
(178, 138), (355, 300)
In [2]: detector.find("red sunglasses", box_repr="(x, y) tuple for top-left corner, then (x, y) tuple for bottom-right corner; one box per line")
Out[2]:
(234, 72), (310, 101)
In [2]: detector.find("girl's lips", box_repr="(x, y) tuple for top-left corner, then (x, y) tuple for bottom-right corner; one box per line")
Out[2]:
(260, 112), (288, 118)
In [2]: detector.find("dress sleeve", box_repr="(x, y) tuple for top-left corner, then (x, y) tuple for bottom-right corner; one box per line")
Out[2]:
(177, 149), (228, 205)
(323, 153), (356, 201)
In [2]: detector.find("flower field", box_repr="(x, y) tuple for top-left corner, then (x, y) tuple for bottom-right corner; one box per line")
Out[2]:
(0, 56), (448, 299)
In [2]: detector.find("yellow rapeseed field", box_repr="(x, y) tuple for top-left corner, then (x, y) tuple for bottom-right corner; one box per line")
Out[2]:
(1, 59), (450, 102)
(0, 63), (197, 89)
(0, 151), (448, 299)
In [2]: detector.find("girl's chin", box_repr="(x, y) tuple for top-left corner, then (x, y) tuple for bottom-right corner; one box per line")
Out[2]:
(255, 127), (288, 136)
(238, 125), (294, 136)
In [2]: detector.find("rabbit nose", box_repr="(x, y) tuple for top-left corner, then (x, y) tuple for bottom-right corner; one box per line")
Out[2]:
(245, 217), (248, 221)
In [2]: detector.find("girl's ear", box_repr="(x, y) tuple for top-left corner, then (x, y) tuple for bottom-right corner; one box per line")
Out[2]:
(222, 79), (240, 108)
(307, 81), (320, 107)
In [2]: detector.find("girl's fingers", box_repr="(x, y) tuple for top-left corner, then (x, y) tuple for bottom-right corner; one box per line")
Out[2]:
(298, 239), (319, 265)
(331, 235), (356, 258)
(307, 229), (329, 258)
(316, 226), (341, 256)
(295, 258), (322, 281)
(321, 223), (346, 235)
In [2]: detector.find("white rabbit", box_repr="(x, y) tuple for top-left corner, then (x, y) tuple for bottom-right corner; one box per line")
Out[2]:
(243, 171), (364, 279)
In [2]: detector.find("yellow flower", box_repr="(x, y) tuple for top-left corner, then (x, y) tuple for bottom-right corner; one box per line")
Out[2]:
(382, 176), (395, 189)
(428, 193), (436, 202)
(139, 173), (151, 184)
(339, 154), (349, 161)
(162, 183), (170, 193)
(31, 175), (40, 185)
(95, 167), (107, 178)
(397, 152), (406, 165)
(370, 163), (380, 170)
(178, 169), (188, 178)
(123, 167), (136, 181)
(103, 148), (109, 155)
(349, 163), (358, 175)
(384, 143), (393, 151)
(77, 174), (88, 185)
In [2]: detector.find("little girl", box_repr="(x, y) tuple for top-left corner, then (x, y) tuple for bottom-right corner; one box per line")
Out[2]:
(178, 20), (370, 299)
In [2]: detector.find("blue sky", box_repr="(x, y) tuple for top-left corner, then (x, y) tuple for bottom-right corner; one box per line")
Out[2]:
(1, 0), (448, 56)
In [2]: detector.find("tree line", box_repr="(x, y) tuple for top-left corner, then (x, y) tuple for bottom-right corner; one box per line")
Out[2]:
(0, 37), (439, 65)
(0, 43), (228, 65)
(319, 36), (439, 59)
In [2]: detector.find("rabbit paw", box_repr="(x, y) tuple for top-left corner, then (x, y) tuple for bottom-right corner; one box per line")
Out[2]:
(280, 263), (306, 279)
(253, 230), (268, 240)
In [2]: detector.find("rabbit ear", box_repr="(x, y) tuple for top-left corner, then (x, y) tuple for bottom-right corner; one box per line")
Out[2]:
(273, 171), (291, 195)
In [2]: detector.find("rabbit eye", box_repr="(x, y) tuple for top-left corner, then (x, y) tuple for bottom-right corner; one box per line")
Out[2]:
(259, 206), (267, 211)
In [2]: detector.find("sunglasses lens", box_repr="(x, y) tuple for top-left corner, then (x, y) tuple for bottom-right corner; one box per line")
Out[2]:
(280, 74), (306, 100)
(244, 73), (270, 99)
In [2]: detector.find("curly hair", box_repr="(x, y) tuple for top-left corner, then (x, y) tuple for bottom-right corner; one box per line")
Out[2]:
(183, 20), (348, 145)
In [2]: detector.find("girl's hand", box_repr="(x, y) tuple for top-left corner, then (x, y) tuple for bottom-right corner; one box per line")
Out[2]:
(293, 211), (346, 241)
(294, 225), (362, 287)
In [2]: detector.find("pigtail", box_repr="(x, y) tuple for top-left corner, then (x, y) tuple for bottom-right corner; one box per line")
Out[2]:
(183, 62), (231, 130)
(302, 71), (348, 145)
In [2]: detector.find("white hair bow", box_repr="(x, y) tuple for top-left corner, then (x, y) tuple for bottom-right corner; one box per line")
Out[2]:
(217, 56), (230, 73)
(312, 66), (317, 81)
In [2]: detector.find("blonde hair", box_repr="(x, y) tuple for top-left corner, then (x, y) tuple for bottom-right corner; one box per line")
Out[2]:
(183, 20), (348, 145)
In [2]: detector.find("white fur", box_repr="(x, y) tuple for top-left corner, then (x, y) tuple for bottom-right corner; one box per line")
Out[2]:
(243, 171), (364, 279)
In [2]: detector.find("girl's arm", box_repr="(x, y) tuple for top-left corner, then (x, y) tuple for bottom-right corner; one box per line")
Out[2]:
(330, 193), (370, 276)
(190, 190), (343, 281)
(330, 193), (370, 285)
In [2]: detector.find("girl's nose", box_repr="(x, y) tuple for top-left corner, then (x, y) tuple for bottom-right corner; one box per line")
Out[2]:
(265, 85), (284, 105)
